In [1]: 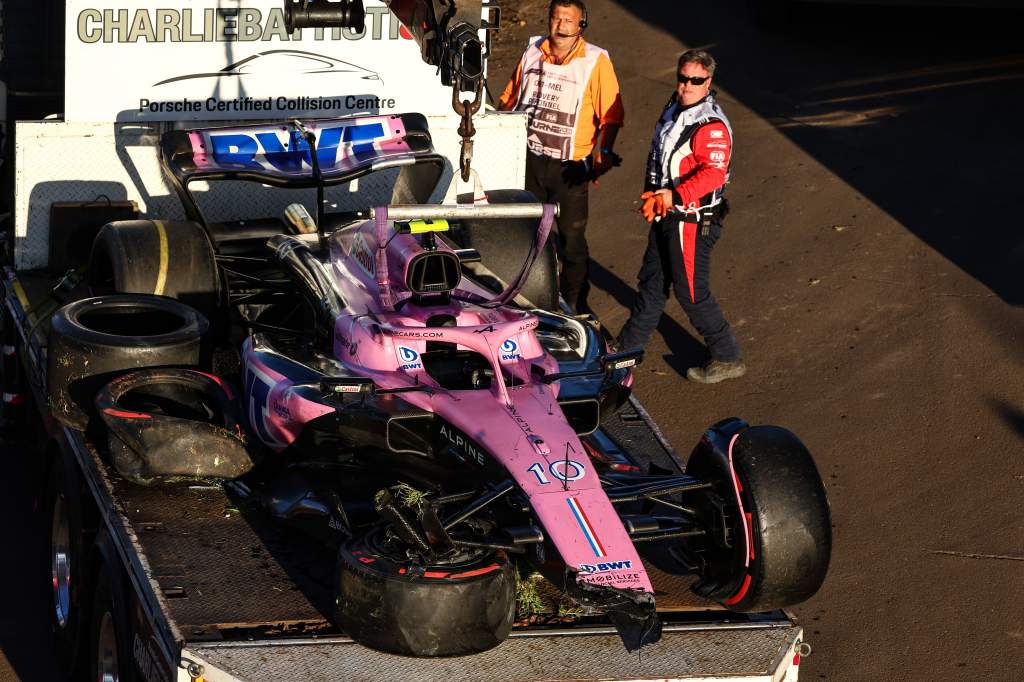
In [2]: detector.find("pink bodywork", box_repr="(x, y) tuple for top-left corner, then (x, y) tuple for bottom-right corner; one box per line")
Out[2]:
(243, 209), (654, 594)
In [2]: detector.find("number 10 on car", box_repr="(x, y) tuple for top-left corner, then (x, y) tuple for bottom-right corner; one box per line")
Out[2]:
(527, 460), (586, 485)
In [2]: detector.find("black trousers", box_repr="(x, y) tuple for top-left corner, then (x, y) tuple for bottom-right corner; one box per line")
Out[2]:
(618, 214), (742, 362)
(525, 151), (591, 311)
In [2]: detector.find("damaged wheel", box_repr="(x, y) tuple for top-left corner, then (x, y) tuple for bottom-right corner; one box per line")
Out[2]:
(47, 295), (209, 430)
(684, 420), (831, 612)
(95, 368), (251, 485)
(335, 529), (515, 656)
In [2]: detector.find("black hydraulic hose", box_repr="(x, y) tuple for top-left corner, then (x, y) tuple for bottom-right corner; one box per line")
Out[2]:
(267, 234), (344, 339)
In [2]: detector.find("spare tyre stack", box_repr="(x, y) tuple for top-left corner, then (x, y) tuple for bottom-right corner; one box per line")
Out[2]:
(47, 295), (209, 431)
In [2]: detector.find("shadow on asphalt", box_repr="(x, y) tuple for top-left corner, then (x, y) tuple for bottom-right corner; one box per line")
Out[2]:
(988, 397), (1024, 440)
(589, 259), (709, 371)
(606, 0), (1024, 306)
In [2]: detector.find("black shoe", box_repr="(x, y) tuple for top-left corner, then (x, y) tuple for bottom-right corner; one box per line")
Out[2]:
(686, 360), (747, 384)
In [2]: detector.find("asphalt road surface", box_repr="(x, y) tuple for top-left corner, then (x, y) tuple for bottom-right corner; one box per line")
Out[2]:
(2, 1), (1022, 681)
(493, 1), (1024, 680)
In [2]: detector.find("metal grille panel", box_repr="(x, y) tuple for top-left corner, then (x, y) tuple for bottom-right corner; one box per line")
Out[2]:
(187, 626), (801, 681)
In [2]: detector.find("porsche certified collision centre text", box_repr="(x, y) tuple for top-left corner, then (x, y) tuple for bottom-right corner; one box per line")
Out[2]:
(75, 6), (405, 116)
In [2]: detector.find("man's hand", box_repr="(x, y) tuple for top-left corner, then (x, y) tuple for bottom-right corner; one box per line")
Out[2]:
(589, 148), (622, 185)
(591, 149), (615, 181)
(639, 190), (673, 223)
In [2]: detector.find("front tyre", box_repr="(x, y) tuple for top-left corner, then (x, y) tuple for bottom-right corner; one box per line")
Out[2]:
(335, 530), (515, 656)
(685, 420), (832, 612)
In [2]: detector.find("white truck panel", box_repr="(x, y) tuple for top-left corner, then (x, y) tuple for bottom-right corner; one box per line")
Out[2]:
(14, 110), (526, 270)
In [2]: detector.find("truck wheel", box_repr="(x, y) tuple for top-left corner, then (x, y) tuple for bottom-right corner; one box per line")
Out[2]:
(685, 422), (831, 612)
(96, 368), (252, 485)
(89, 220), (224, 337)
(48, 295), (210, 430)
(45, 448), (92, 678)
(90, 534), (137, 682)
(335, 529), (515, 656)
(452, 189), (559, 311)
(1, 305), (27, 430)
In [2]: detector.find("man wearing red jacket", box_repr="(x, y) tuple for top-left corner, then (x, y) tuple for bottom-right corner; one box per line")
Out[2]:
(617, 50), (745, 383)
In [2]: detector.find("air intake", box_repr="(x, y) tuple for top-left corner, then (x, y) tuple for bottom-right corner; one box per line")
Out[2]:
(406, 252), (461, 294)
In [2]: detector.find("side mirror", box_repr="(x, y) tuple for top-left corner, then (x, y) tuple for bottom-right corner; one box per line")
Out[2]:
(602, 349), (643, 373)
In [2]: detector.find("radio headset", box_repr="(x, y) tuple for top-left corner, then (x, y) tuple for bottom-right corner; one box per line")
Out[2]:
(550, 0), (588, 36)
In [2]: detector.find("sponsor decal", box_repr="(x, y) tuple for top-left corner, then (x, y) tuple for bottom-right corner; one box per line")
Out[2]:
(517, 319), (540, 332)
(245, 363), (287, 447)
(396, 345), (422, 370)
(351, 233), (375, 276)
(500, 338), (522, 361)
(579, 560), (633, 574)
(200, 119), (391, 173)
(579, 571), (644, 585)
(474, 325), (496, 334)
(271, 400), (290, 419)
(507, 405), (535, 436)
(438, 423), (487, 466)
(567, 497), (606, 559)
(706, 142), (728, 149)
(709, 150), (726, 162)
(709, 129), (724, 138)
(390, 330), (444, 338)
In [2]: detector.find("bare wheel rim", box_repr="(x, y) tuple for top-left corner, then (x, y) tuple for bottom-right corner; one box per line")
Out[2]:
(97, 609), (119, 682)
(51, 494), (71, 628)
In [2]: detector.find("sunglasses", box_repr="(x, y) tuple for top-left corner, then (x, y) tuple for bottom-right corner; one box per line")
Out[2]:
(677, 74), (709, 85)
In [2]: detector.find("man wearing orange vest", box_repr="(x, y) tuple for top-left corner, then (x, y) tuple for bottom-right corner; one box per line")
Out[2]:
(499, 0), (624, 314)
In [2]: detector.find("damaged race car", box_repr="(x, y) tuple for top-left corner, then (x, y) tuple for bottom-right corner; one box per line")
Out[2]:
(51, 113), (832, 657)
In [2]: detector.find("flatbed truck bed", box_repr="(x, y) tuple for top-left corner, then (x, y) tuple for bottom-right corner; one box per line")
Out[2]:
(3, 269), (806, 681)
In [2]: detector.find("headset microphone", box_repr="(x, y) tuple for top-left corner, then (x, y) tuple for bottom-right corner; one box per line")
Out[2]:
(550, 1), (588, 35)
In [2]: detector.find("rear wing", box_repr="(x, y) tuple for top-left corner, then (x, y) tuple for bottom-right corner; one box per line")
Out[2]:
(159, 113), (445, 225)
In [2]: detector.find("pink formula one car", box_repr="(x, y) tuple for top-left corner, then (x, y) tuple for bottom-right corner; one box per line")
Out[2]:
(74, 114), (831, 657)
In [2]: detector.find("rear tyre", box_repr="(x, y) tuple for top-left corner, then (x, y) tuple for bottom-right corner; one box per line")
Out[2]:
(90, 534), (137, 682)
(89, 220), (223, 337)
(335, 529), (515, 656)
(47, 295), (209, 430)
(685, 421), (831, 612)
(453, 189), (560, 311)
(95, 368), (252, 484)
(45, 448), (92, 678)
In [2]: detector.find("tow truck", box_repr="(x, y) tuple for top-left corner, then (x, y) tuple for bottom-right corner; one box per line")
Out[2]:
(0, 1), (814, 679)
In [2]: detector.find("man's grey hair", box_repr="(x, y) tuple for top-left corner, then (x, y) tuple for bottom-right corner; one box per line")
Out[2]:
(678, 49), (717, 78)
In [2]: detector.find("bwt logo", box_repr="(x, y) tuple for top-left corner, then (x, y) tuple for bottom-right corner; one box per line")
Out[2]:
(205, 121), (388, 172)
(397, 346), (422, 370)
(579, 560), (633, 573)
(500, 338), (521, 361)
